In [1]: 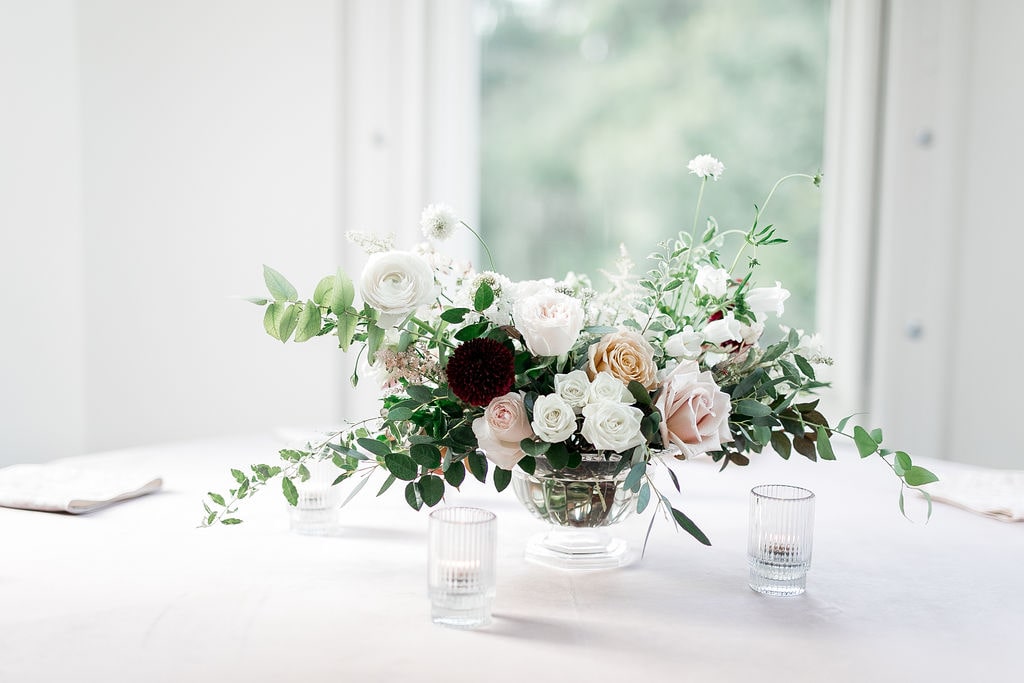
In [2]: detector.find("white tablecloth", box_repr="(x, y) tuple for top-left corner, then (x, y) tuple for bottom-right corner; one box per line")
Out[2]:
(1, 435), (1020, 682)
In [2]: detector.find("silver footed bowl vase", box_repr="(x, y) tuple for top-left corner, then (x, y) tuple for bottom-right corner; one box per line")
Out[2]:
(511, 453), (638, 571)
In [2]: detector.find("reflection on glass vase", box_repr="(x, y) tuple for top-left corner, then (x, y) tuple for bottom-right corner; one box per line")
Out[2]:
(289, 459), (343, 536)
(511, 453), (636, 571)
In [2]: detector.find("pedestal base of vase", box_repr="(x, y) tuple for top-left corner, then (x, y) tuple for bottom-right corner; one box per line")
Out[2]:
(524, 527), (634, 571)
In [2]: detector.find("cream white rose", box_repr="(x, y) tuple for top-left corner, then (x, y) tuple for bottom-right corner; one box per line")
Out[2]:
(587, 330), (658, 389)
(587, 371), (635, 404)
(358, 251), (436, 328)
(471, 392), (534, 470)
(531, 394), (577, 443)
(695, 265), (729, 298)
(513, 290), (585, 357)
(554, 370), (591, 412)
(664, 325), (704, 360)
(581, 401), (645, 452)
(655, 360), (733, 458)
(746, 282), (790, 319)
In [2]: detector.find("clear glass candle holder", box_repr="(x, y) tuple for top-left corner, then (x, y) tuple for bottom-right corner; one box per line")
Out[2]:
(288, 459), (343, 536)
(748, 484), (815, 596)
(427, 507), (497, 629)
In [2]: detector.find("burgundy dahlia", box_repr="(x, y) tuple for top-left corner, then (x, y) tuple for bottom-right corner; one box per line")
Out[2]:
(445, 337), (516, 406)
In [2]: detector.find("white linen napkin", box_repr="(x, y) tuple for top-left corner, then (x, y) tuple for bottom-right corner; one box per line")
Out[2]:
(0, 463), (162, 514)
(923, 467), (1024, 522)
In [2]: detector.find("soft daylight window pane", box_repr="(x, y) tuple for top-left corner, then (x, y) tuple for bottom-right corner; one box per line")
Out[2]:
(478, 0), (828, 332)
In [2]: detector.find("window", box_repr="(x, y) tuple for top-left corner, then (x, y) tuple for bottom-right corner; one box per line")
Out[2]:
(478, 0), (829, 332)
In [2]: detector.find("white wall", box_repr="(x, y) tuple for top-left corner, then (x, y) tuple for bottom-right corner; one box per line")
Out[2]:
(0, 0), (478, 465)
(0, 0), (347, 464)
(870, 0), (1023, 468)
(76, 0), (344, 452)
(0, 0), (86, 463)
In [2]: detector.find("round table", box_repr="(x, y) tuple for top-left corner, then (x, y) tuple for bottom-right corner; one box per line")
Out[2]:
(1, 435), (1019, 681)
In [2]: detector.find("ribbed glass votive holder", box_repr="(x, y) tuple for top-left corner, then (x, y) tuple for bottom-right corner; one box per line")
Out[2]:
(427, 507), (497, 629)
(748, 484), (815, 596)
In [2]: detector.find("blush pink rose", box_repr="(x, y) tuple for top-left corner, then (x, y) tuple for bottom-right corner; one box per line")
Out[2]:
(471, 392), (534, 469)
(655, 360), (733, 458)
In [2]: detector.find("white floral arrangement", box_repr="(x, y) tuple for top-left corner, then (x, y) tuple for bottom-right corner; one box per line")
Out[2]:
(203, 156), (936, 543)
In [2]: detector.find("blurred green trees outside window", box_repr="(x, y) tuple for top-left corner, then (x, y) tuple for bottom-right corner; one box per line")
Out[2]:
(478, 0), (829, 332)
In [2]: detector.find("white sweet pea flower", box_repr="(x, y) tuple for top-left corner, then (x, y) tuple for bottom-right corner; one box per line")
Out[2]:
(358, 251), (436, 327)
(531, 394), (577, 443)
(702, 313), (744, 347)
(419, 203), (459, 241)
(665, 326), (704, 360)
(513, 290), (585, 357)
(746, 282), (790, 320)
(587, 371), (635, 404)
(581, 401), (645, 453)
(554, 370), (591, 412)
(694, 265), (729, 298)
(687, 154), (725, 180)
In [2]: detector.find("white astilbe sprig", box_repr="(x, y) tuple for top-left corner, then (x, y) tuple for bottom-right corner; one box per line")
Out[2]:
(345, 230), (394, 255)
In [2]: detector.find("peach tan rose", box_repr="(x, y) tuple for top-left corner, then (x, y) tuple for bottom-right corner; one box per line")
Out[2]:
(587, 330), (659, 390)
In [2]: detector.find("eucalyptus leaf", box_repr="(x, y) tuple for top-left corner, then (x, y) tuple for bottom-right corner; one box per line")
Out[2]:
(376, 473), (397, 497)
(293, 300), (322, 342)
(734, 399), (771, 417)
(467, 452), (488, 483)
(904, 466), (939, 487)
(853, 426), (878, 457)
(404, 481), (423, 510)
(263, 265), (297, 302)
(312, 275), (334, 306)
(770, 430), (792, 459)
(624, 462), (646, 492)
(281, 477), (298, 506)
(277, 304), (299, 342)
(636, 482), (651, 514)
(366, 323), (385, 361)
(410, 443), (442, 469)
(815, 426), (836, 460)
(384, 452), (418, 481)
(330, 267), (355, 316)
(357, 437), (392, 458)
(444, 461), (466, 487)
(894, 451), (912, 476)
(419, 475), (445, 506)
(493, 467), (512, 492)
(671, 506), (712, 546)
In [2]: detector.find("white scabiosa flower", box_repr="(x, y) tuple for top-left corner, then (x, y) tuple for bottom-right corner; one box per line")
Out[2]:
(531, 394), (577, 443)
(419, 203), (459, 241)
(687, 154), (725, 181)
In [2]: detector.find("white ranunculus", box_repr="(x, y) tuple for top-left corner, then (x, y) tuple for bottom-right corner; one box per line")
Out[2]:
(513, 290), (585, 357)
(746, 282), (790, 319)
(531, 394), (577, 443)
(581, 401), (645, 453)
(587, 371), (635, 404)
(664, 325), (704, 360)
(554, 370), (591, 412)
(358, 251), (436, 328)
(694, 265), (729, 298)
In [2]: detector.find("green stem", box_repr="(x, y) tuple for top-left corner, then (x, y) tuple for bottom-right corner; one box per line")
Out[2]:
(461, 220), (496, 271)
(676, 178), (708, 320)
(730, 173), (815, 274)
